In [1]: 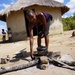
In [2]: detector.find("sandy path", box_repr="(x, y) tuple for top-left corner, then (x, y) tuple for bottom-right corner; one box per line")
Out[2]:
(0, 30), (75, 75)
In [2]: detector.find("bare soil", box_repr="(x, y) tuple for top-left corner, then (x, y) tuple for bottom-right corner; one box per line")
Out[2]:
(0, 30), (75, 75)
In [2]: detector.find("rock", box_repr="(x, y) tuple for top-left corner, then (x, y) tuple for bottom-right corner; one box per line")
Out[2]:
(59, 54), (75, 66)
(51, 51), (61, 59)
(39, 56), (49, 70)
(0, 55), (10, 64)
(39, 56), (49, 64)
(72, 31), (75, 37)
(40, 63), (49, 70)
(1, 58), (8, 64)
(13, 48), (27, 58)
(6, 55), (10, 61)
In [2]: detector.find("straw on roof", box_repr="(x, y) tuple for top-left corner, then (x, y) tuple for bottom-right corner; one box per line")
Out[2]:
(0, 0), (70, 21)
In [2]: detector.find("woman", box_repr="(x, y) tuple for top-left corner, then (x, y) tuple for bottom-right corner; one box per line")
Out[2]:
(26, 9), (53, 59)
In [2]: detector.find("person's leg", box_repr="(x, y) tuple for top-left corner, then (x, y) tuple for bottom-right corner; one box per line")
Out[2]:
(3, 36), (6, 42)
(9, 37), (12, 42)
(44, 19), (50, 51)
(45, 35), (49, 49)
(37, 36), (41, 47)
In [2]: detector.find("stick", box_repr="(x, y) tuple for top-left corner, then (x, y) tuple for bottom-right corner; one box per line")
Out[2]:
(48, 58), (75, 71)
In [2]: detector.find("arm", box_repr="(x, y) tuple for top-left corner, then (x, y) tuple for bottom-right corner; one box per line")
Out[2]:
(28, 24), (34, 56)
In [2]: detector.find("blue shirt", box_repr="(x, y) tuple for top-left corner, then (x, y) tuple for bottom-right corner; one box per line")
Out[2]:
(43, 12), (53, 21)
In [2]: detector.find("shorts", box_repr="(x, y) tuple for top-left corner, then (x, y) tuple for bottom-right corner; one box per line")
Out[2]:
(37, 18), (50, 36)
(8, 34), (12, 37)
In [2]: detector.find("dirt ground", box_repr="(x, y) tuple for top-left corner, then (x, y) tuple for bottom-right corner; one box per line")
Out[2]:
(0, 30), (75, 75)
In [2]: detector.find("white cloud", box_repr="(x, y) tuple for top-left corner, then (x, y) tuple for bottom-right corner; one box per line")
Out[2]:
(66, 0), (75, 14)
(62, 0), (75, 18)
(0, 0), (18, 10)
(0, 9), (4, 13)
(54, 0), (64, 3)
(55, 0), (75, 17)
(8, 0), (18, 4)
(62, 15), (68, 18)
(0, 3), (11, 14)
(2, 3), (10, 8)
(0, 3), (10, 10)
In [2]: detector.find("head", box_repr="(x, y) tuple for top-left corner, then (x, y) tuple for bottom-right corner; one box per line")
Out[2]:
(8, 28), (11, 31)
(2, 29), (4, 32)
(26, 10), (36, 22)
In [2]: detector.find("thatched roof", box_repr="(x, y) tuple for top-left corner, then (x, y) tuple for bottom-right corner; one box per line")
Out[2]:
(0, 0), (69, 21)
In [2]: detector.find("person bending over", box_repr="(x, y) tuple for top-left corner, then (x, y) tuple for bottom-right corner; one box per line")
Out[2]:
(26, 9), (53, 60)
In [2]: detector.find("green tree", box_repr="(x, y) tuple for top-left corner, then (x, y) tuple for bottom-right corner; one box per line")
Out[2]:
(72, 13), (75, 20)
(62, 13), (75, 31)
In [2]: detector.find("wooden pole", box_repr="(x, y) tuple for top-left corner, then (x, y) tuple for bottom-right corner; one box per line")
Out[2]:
(0, 59), (39, 74)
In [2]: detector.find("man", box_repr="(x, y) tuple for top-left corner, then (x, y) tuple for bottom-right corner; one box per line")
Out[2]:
(26, 9), (53, 59)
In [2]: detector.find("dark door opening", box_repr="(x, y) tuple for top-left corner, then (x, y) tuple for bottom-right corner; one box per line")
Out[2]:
(24, 10), (37, 37)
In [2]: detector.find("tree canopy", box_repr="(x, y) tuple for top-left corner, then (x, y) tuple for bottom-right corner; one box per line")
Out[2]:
(62, 13), (75, 31)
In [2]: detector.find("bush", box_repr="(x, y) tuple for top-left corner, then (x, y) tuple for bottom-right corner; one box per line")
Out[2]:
(62, 16), (75, 31)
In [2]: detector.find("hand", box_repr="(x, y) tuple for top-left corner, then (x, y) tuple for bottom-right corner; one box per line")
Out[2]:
(38, 31), (44, 38)
(41, 34), (44, 38)
(30, 54), (35, 60)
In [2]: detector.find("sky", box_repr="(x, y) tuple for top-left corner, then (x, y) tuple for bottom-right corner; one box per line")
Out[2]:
(0, 0), (75, 34)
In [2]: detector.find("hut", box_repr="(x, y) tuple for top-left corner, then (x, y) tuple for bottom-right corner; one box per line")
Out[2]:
(0, 0), (69, 41)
